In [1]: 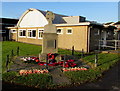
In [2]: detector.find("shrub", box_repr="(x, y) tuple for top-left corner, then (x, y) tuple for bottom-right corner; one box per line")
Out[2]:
(64, 53), (120, 84)
(2, 71), (18, 82)
(2, 71), (53, 88)
(64, 69), (101, 84)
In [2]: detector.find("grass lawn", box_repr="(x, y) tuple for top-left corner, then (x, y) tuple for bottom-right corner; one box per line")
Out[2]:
(2, 41), (120, 89)
(2, 41), (81, 72)
(64, 53), (120, 84)
(1, 41), (81, 89)
(2, 41), (42, 72)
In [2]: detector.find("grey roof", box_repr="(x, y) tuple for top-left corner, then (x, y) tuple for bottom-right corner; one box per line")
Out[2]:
(38, 9), (67, 24)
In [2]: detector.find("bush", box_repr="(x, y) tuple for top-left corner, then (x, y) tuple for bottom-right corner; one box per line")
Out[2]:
(64, 69), (101, 84)
(64, 53), (120, 84)
(2, 72), (53, 88)
(2, 71), (18, 82)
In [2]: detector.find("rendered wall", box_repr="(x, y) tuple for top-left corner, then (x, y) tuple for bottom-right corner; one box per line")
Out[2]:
(57, 26), (88, 52)
(11, 25), (89, 52)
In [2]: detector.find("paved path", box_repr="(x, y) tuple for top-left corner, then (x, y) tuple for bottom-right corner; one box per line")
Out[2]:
(49, 67), (71, 84)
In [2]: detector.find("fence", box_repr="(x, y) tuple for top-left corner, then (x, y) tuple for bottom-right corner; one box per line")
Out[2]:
(99, 40), (120, 50)
(5, 45), (100, 71)
(6, 46), (20, 72)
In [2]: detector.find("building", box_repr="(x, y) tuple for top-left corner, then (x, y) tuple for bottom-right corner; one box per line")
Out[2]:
(0, 18), (18, 41)
(113, 21), (120, 40)
(8, 8), (114, 52)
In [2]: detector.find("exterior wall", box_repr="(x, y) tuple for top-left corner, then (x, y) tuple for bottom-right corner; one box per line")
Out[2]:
(89, 27), (114, 51)
(114, 24), (120, 40)
(57, 26), (88, 52)
(11, 33), (17, 41)
(1, 18), (18, 41)
(18, 9), (48, 27)
(89, 27), (101, 51)
(10, 25), (89, 52)
(11, 27), (43, 45)
(18, 37), (43, 45)
(63, 16), (86, 24)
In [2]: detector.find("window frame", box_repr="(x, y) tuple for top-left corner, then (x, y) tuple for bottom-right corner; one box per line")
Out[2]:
(11, 29), (17, 33)
(66, 28), (73, 34)
(57, 28), (63, 34)
(27, 29), (36, 39)
(38, 29), (44, 39)
(18, 29), (26, 38)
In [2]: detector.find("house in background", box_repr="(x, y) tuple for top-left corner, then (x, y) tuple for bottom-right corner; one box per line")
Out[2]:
(113, 21), (120, 40)
(0, 18), (18, 41)
(8, 8), (115, 52)
(104, 21), (120, 40)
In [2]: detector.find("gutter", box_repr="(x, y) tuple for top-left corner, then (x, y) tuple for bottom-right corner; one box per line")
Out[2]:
(54, 22), (91, 27)
(87, 26), (91, 53)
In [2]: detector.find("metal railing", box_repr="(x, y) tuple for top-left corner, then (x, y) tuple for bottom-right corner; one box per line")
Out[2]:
(99, 40), (120, 50)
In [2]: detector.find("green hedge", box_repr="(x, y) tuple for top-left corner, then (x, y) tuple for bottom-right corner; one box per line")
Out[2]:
(2, 71), (53, 88)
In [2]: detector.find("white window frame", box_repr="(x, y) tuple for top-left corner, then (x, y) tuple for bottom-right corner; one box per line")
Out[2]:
(66, 28), (73, 34)
(57, 28), (63, 34)
(38, 29), (44, 39)
(19, 29), (26, 38)
(11, 29), (17, 33)
(27, 29), (36, 39)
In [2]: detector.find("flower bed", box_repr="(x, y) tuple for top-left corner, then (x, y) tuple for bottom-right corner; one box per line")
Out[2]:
(21, 57), (77, 68)
(62, 67), (87, 72)
(20, 57), (39, 63)
(19, 69), (49, 75)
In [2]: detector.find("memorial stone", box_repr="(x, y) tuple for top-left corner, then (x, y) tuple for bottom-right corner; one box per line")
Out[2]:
(40, 11), (58, 61)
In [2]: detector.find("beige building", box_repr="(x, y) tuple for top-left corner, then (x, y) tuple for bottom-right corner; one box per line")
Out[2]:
(8, 8), (114, 52)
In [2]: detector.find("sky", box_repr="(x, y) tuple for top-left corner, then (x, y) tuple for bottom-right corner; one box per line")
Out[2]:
(1, 2), (119, 23)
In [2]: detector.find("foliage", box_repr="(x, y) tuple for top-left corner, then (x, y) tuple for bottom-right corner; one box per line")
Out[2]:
(2, 41), (120, 88)
(64, 53), (120, 84)
(65, 69), (101, 84)
(2, 71), (18, 82)
(2, 71), (53, 88)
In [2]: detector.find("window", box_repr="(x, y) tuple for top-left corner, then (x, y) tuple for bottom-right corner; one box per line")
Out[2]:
(38, 29), (43, 39)
(19, 30), (26, 37)
(0, 30), (6, 33)
(57, 29), (63, 34)
(107, 31), (111, 35)
(11, 29), (17, 33)
(94, 29), (100, 35)
(28, 30), (36, 38)
(67, 28), (72, 34)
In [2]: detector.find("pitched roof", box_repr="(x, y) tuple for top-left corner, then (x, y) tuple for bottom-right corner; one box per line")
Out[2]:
(113, 21), (120, 25)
